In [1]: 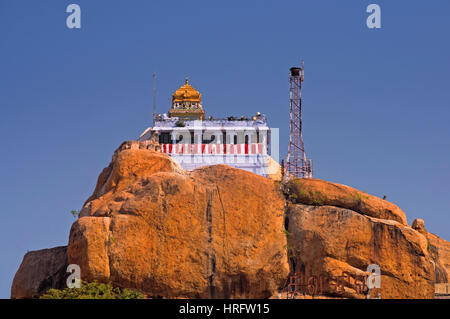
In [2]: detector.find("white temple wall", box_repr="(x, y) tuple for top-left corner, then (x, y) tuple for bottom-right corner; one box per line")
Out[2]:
(170, 154), (269, 176)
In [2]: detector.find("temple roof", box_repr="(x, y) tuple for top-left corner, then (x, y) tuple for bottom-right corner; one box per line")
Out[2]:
(172, 78), (202, 103)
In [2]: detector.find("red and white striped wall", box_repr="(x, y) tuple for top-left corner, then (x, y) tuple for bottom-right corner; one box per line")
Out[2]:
(160, 143), (266, 155)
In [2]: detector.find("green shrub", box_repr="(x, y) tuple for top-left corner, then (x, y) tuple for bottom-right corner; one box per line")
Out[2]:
(288, 193), (298, 202)
(309, 191), (327, 206)
(299, 189), (308, 198)
(40, 281), (144, 299)
(350, 191), (369, 204)
(70, 210), (80, 218)
(283, 229), (292, 237)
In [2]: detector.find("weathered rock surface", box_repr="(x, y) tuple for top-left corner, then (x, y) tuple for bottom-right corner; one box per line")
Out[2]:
(286, 203), (435, 299)
(426, 236), (450, 284)
(286, 178), (407, 225)
(11, 246), (68, 299)
(83, 141), (182, 207)
(11, 140), (450, 299)
(69, 144), (289, 298)
(411, 218), (450, 283)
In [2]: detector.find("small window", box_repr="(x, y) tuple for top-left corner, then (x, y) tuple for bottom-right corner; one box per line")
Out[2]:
(159, 133), (171, 144)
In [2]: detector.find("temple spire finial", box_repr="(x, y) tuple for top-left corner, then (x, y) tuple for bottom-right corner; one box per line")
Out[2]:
(185, 77), (189, 85)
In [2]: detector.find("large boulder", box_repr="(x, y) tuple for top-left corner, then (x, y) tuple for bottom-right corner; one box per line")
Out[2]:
(12, 140), (450, 300)
(83, 141), (183, 206)
(286, 203), (435, 299)
(411, 218), (450, 283)
(286, 178), (407, 225)
(11, 246), (68, 299)
(68, 145), (289, 298)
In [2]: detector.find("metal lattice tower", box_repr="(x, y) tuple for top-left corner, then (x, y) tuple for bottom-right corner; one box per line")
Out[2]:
(286, 62), (312, 179)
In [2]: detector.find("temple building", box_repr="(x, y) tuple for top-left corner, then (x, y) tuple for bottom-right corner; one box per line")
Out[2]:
(138, 78), (276, 177)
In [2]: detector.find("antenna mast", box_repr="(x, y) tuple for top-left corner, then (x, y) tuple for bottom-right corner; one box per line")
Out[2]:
(152, 73), (157, 126)
(286, 61), (312, 179)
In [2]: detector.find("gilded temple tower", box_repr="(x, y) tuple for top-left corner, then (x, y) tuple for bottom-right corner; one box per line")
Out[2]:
(169, 78), (205, 120)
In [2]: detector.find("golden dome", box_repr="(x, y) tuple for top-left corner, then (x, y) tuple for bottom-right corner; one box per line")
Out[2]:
(172, 78), (202, 103)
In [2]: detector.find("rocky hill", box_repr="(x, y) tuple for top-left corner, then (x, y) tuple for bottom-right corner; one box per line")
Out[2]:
(11, 141), (450, 298)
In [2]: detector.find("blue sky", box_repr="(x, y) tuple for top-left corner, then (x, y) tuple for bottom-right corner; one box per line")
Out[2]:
(1, 0), (449, 298)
